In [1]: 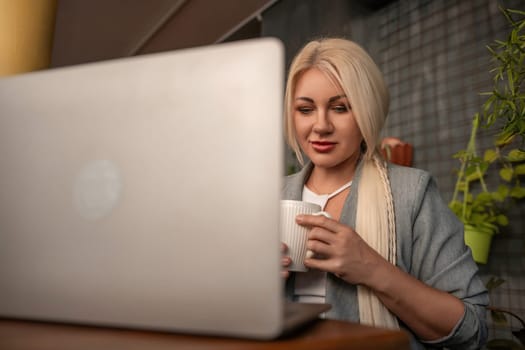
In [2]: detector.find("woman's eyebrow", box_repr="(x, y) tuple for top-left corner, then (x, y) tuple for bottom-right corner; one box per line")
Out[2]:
(295, 97), (314, 103)
(295, 95), (347, 103)
(328, 95), (347, 102)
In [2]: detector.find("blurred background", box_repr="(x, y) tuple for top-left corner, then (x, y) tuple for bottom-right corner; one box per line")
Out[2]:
(2, 0), (524, 346)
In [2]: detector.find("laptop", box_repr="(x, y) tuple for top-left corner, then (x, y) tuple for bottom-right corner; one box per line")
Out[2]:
(0, 38), (329, 339)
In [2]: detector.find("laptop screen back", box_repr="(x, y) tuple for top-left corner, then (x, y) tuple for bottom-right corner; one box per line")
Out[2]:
(0, 38), (285, 339)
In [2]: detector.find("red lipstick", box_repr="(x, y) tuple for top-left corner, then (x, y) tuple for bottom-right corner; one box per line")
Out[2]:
(311, 141), (336, 153)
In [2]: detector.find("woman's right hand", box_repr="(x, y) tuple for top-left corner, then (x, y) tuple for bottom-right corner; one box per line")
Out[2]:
(281, 242), (292, 279)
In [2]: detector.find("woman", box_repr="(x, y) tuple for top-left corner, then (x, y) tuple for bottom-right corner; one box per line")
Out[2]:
(281, 38), (488, 349)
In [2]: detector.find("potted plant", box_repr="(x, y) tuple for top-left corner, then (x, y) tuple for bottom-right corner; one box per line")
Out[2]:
(448, 7), (525, 264)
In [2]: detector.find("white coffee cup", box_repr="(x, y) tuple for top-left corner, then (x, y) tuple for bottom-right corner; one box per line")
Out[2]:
(280, 200), (331, 272)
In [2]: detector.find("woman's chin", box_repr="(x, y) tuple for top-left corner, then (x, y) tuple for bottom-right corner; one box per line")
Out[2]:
(307, 153), (360, 173)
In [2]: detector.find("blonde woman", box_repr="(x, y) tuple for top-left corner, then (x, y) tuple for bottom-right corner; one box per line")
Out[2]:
(281, 38), (488, 349)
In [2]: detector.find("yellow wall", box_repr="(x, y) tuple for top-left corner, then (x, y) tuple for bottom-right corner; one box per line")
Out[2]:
(0, 0), (57, 77)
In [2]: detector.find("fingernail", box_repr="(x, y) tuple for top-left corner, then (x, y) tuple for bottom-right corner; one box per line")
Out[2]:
(296, 215), (304, 223)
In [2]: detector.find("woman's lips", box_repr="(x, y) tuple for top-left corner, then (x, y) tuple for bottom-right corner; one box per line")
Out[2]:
(311, 141), (336, 152)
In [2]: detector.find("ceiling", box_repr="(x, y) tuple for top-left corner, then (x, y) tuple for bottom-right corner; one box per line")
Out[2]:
(51, 0), (277, 68)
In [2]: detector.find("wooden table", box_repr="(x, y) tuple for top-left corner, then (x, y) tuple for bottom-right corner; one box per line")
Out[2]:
(0, 318), (410, 350)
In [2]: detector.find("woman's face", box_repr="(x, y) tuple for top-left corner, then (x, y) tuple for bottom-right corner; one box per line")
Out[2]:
(292, 68), (363, 171)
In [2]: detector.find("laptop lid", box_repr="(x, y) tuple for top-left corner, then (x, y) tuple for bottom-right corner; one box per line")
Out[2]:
(0, 38), (287, 339)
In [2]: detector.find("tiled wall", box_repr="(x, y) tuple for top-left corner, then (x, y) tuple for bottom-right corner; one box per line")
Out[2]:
(263, 0), (525, 344)
(365, 0), (525, 342)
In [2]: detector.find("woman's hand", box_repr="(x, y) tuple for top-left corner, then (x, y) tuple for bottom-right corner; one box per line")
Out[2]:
(297, 213), (466, 341)
(296, 214), (387, 287)
(281, 242), (292, 279)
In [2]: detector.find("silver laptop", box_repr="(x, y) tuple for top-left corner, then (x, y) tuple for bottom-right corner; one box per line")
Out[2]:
(0, 38), (329, 339)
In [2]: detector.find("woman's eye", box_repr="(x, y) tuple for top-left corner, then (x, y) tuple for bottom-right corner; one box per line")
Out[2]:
(332, 105), (349, 113)
(297, 106), (314, 114)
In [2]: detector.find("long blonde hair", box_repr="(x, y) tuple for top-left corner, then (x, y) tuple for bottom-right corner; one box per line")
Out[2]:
(284, 38), (399, 329)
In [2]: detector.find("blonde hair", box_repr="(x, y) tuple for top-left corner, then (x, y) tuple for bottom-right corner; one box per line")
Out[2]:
(284, 38), (398, 329)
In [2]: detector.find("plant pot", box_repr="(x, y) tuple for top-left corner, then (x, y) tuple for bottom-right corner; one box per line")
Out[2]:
(380, 138), (413, 167)
(464, 224), (497, 264)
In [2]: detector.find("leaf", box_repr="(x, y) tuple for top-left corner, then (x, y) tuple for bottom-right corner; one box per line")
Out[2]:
(510, 186), (525, 199)
(500, 168), (514, 182)
(486, 276), (505, 291)
(465, 162), (489, 182)
(491, 309), (509, 326)
(515, 164), (525, 175)
(448, 201), (463, 216)
(507, 149), (525, 162)
(498, 185), (510, 198)
(496, 130), (516, 146)
(492, 191), (505, 202)
(453, 150), (468, 159)
(496, 215), (509, 226)
(466, 168), (482, 182)
(476, 192), (493, 203)
(479, 222), (499, 233)
(484, 149), (499, 162)
(456, 181), (467, 192)
(520, 119), (525, 134)
(483, 95), (495, 115)
(507, 8), (525, 16)
(471, 214), (488, 225)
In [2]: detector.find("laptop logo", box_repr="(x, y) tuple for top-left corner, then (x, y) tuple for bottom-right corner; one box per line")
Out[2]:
(73, 160), (122, 220)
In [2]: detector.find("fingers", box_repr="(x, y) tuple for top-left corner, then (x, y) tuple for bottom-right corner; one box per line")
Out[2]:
(304, 257), (338, 275)
(297, 214), (340, 246)
(307, 238), (332, 257)
(281, 242), (288, 253)
(304, 254), (345, 277)
(307, 227), (337, 244)
(296, 214), (340, 232)
(281, 252), (291, 279)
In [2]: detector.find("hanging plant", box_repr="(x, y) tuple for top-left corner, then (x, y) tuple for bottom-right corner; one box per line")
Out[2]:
(448, 7), (525, 264)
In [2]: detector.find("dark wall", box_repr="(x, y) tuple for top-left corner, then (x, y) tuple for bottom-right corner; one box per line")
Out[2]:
(261, 0), (374, 67)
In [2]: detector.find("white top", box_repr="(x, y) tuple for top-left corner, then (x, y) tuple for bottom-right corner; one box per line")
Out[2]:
(294, 181), (352, 304)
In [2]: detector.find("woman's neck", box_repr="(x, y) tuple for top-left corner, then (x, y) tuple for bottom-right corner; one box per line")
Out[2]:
(307, 162), (356, 195)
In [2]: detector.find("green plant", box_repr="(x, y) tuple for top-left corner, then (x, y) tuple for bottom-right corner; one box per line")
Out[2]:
(482, 8), (525, 145)
(487, 306), (525, 349)
(449, 8), (525, 244)
(485, 277), (525, 349)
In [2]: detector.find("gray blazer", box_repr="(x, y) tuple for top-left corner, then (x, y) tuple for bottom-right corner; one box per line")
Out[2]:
(282, 162), (488, 350)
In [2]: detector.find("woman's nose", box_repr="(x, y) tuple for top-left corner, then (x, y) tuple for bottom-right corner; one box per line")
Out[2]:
(312, 110), (333, 134)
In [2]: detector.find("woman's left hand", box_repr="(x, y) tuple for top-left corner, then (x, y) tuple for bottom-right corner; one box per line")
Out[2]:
(296, 214), (387, 287)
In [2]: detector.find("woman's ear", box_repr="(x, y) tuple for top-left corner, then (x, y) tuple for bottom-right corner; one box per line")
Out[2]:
(360, 140), (367, 154)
